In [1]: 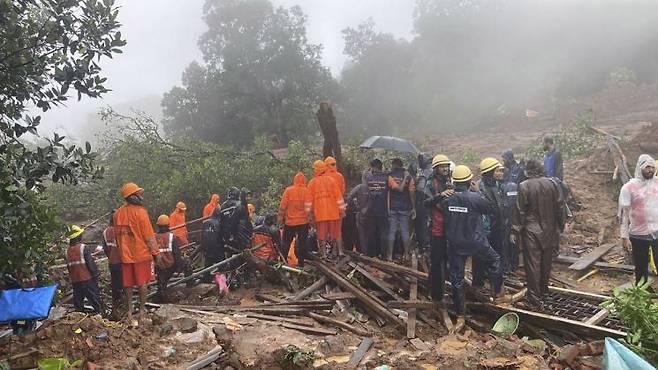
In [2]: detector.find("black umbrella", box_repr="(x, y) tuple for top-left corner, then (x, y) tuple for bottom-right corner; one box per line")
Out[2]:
(359, 135), (420, 154)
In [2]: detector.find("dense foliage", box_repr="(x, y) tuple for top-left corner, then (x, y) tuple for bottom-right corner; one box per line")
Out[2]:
(525, 112), (604, 161)
(603, 280), (658, 366)
(162, 0), (340, 147)
(0, 0), (124, 279)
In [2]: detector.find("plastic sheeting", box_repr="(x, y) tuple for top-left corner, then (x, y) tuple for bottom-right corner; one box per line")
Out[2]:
(603, 337), (656, 370)
(0, 284), (57, 322)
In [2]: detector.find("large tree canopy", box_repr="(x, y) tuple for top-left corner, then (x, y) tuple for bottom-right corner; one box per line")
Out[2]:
(162, 0), (339, 147)
(0, 0), (124, 278)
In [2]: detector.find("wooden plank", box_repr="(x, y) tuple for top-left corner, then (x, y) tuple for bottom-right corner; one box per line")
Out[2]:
(585, 309), (610, 325)
(346, 338), (374, 369)
(470, 302), (626, 339)
(244, 313), (316, 327)
(568, 243), (616, 271)
(387, 301), (439, 310)
(555, 255), (651, 274)
(290, 256), (351, 301)
(348, 252), (428, 280)
(309, 259), (403, 327)
(279, 321), (337, 336)
(548, 286), (611, 301)
(407, 252), (418, 339)
(308, 312), (371, 337)
(185, 345), (223, 370)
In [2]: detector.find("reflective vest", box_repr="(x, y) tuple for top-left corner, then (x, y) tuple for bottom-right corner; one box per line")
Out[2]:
(67, 244), (92, 283)
(389, 168), (412, 211)
(103, 227), (122, 265)
(155, 232), (175, 269)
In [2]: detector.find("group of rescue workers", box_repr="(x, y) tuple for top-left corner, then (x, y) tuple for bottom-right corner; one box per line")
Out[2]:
(65, 134), (658, 331)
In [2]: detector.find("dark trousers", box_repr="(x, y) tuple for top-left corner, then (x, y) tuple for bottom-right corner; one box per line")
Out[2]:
(473, 229), (504, 286)
(429, 236), (447, 302)
(367, 215), (388, 258)
(283, 224), (309, 266)
(504, 226), (519, 273)
(203, 247), (225, 283)
(415, 208), (430, 252)
(356, 214), (369, 255)
(109, 263), (123, 308)
(629, 237), (658, 284)
(522, 236), (553, 307)
(72, 279), (102, 314)
(449, 243), (502, 315)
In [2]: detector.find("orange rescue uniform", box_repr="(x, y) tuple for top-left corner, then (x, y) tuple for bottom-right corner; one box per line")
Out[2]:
(203, 194), (220, 218)
(113, 203), (157, 287)
(279, 172), (312, 226)
(169, 209), (189, 245)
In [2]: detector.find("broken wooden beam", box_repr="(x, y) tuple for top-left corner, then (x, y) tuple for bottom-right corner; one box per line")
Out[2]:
(185, 345), (223, 370)
(569, 243), (616, 271)
(346, 338), (374, 369)
(387, 300), (440, 310)
(555, 255), (654, 274)
(348, 252), (428, 280)
(606, 135), (631, 185)
(309, 259), (403, 328)
(407, 252), (418, 339)
(584, 309), (610, 325)
(290, 256), (350, 301)
(243, 312), (316, 327)
(278, 321), (337, 336)
(308, 312), (371, 337)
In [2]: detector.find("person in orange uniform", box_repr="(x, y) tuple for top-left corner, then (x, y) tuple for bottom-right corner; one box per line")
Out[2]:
(113, 183), (161, 324)
(102, 211), (123, 317)
(308, 160), (346, 257)
(202, 194), (220, 218)
(66, 225), (103, 314)
(278, 172), (312, 266)
(169, 201), (189, 245)
(324, 156), (345, 196)
(154, 215), (191, 301)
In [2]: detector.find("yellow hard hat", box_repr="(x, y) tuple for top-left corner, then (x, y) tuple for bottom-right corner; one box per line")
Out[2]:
(121, 182), (143, 198)
(176, 201), (187, 211)
(480, 157), (503, 174)
(156, 214), (170, 226)
(431, 154), (451, 168)
(66, 225), (84, 240)
(452, 165), (473, 182)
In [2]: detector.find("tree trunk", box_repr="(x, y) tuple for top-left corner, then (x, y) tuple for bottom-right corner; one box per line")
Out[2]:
(316, 101), (342, 172)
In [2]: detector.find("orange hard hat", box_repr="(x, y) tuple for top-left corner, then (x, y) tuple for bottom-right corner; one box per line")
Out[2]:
(121, 182), (143, 198)
(176, 201), (187, 211)
(313, 160), (326, 173)
(156, 214), (170, 226)
(324, 156), (337, 166)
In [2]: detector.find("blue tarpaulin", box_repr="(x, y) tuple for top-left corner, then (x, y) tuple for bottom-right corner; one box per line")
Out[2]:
(603, 337), (656, 370)
(0, 284), (58, 322)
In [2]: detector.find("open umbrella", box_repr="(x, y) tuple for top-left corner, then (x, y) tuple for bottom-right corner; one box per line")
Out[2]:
(359, 135), (419, 154)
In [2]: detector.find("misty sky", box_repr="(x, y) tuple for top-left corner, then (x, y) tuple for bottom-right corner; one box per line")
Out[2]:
(40, 0), (414, 136)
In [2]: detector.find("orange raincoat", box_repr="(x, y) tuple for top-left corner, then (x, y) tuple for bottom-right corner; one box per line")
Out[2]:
(326, 165), (345, 196)
(279, 172), (312, 226)
(113, 204), (157, 263)
(169, 209), (189, 245)
(308, 167), (345, 222)
(203, 194), (220, 218)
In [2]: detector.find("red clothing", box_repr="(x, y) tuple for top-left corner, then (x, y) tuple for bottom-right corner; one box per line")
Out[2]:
(103, 227), (122, 265)
(279, 172), (312, 226)
(203, 194), (220, 218)
(169, 209), (189, 242)
(67, 244), (92, 283)
(155, 232), (181, 269)
(113, 204), (156, 263)
(122, 261), (153, 288)
(308, 174), (345, 222)
(316, 220), (342, 241)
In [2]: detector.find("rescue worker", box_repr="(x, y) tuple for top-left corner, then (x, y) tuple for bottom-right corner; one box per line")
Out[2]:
(475, 158), (506, 287)
(221, 187), (252, 250)
(169, 201), (189, 245)
(325, 156), (346, 196)
(346, 181), (370, 255)
(619, 154), (658, 284)
(66, 225), (103, 314)
(202, 207), (224, 282)
(501, 175), (520, 275)
(543, 136), (564, 180)
(423, 154), (454, 303)
(502, 149), (524, 184)
(248, 203), (257, 224)
(512, 160), (564, 309)
(366, 159), (389, 258)
(154, 214), (191, 300)
(252, 214), (282, 261)
(238, 188), (254, 247)
(102, 211), (123, 317)
(415, 153), (434, 253)
(113, 182), (161, 324)
(387, 158), (417, 261)
(203, 194), (221, 218)
(278, 172), (312, 266)
(444, 165), (507, 332)
(308, 160), (346, 258)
